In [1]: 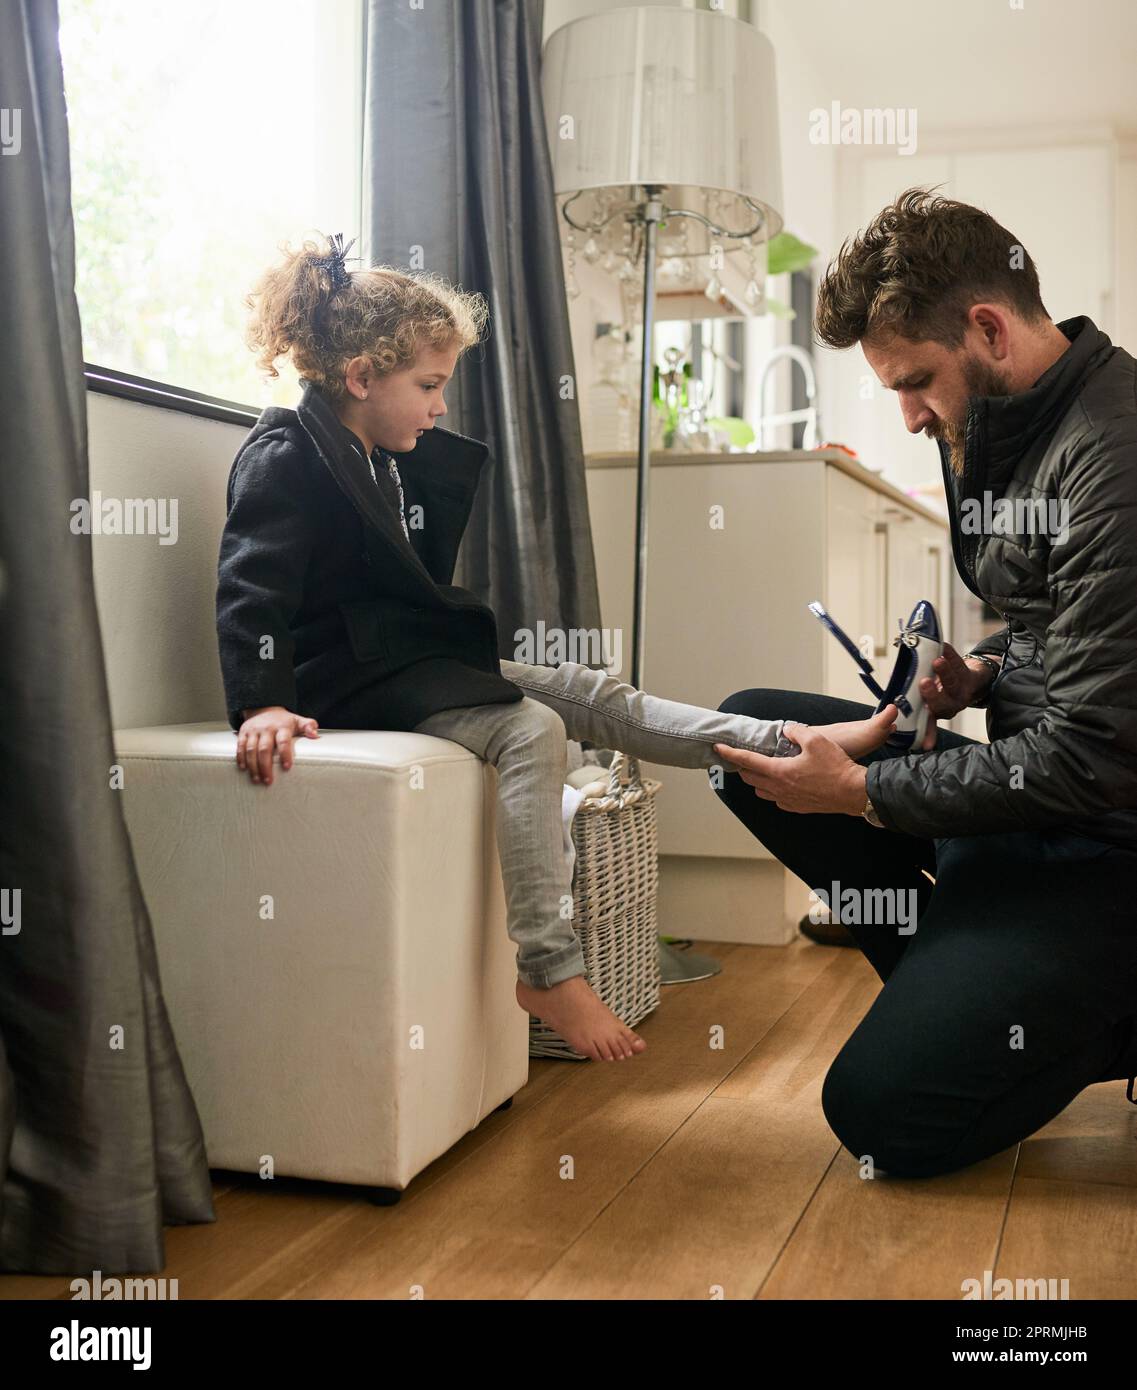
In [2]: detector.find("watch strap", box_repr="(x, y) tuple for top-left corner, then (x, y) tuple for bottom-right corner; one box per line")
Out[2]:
(963, 651), (1001, 709)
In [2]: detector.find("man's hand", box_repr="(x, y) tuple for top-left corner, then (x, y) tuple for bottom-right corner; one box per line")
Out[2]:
(917, 642), (999, 750)
(713, 724), (869, 815)
(237, 706), (320, 785)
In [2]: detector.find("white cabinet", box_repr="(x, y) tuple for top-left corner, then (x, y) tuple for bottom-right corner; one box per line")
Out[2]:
(881, 497), (949, 637)
(585, 450), (951, 860)
(823, 467), (886, 704)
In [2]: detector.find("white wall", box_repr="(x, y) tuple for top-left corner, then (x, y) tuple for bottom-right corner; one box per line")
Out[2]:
(87, 392), (246, 730)
(1118, 140), (1137, 351)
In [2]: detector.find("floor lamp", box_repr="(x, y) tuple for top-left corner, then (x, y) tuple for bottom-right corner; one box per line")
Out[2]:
(543, 7), (785, 983)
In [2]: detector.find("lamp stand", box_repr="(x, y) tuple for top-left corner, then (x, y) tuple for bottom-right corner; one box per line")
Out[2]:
(629, 186), (722, 987)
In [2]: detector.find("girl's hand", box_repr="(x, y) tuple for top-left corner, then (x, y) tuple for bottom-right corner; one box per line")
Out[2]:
(807, 703), (898, 759)
(237, 707), (320, 785)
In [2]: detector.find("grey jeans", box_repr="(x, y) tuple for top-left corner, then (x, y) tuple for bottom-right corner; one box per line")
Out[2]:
(412, 660), (798, 990)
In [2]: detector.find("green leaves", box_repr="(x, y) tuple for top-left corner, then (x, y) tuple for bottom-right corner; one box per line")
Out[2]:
(766, 231), (819, 278)
(705, 416), (756, 447)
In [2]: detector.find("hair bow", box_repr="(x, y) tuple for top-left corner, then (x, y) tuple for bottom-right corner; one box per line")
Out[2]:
(312, 233), (358, 291)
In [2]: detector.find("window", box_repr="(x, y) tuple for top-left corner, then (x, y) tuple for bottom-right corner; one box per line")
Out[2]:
(59, 0), (364, 412)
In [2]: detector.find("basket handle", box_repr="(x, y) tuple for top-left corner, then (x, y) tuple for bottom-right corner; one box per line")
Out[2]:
(605, 751), (644, 801)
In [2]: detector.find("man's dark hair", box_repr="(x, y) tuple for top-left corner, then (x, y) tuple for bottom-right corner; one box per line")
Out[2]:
(814, 186), (1050, 350)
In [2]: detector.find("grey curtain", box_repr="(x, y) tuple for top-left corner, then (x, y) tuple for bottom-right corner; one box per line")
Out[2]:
(363, 0), (603, 652)
(0, 0), (214, 1273)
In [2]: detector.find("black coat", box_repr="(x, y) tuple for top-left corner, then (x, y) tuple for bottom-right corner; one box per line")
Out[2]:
(866, 316), (1137, 849)
(215, 379), (523, 732)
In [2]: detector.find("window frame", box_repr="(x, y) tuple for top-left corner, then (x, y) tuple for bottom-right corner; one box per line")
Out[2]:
(83, 363), (260, 427)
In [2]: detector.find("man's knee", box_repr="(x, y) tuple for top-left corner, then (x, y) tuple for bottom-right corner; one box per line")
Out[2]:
(718, 687), (795, 720)
(821, 1050), (968, 1180)
(718, 688), (868, 727)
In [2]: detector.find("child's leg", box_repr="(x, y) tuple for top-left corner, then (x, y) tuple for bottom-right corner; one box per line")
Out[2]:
(498, 660), (800, 767)
(415, 698), (582, 987)
(413, 697), (646, 1061)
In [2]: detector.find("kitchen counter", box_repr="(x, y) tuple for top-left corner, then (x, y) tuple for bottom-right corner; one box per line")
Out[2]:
(584, 448), (949, 530)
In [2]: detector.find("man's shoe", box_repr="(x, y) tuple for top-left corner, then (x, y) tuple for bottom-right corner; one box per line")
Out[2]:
(798, 912), (857, 948)
(1093, 1014), (1137, 1103)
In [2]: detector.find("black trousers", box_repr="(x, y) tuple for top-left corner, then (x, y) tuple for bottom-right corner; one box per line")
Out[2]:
(714, 688), (1137, 1179)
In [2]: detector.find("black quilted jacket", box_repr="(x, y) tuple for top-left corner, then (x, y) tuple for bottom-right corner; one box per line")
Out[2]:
(866, 317), (1137, 850)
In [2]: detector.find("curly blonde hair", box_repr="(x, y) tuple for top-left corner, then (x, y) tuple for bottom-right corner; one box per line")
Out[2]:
(245, 233), (489, 401)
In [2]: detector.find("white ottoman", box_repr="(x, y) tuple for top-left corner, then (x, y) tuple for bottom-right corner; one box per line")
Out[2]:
(113, 722), (527, 1194)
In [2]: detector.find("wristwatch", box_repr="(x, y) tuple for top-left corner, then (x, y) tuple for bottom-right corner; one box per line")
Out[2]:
(862, 792), (886, 829)
(963, 651), (1002, 709)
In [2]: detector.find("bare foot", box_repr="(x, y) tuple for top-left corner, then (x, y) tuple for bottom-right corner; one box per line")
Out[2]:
(516, 976), (647, 1061)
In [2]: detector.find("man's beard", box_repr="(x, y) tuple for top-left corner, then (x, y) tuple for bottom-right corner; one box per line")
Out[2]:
(925, 356), (1011, 476)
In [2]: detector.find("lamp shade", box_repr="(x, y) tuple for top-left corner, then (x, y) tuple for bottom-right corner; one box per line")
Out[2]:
(542, 5), (783, 240)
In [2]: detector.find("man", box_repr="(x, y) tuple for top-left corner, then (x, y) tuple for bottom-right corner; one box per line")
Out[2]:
(713, 187), (1137, 1179)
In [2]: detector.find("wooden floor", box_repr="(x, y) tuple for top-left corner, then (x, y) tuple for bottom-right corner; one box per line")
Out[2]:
(3, 936), (1135, 1300)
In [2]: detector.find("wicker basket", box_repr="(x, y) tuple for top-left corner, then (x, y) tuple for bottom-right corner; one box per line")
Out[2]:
(528, 752), (663, 1060)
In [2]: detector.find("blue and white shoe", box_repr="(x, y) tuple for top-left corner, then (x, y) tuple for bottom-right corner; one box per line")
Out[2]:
(808, 599), (943, 752)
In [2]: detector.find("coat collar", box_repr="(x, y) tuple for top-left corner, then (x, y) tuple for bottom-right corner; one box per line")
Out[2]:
(292, 378), (489, 581)
(942, 315), (1115, 500)
(937, 315), (1115, 600)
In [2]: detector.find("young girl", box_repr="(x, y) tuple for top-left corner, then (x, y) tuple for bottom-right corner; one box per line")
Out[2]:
(216, 234), (897, 1063)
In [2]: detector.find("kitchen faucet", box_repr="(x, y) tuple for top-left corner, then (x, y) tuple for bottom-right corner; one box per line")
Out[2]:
(755, 344), (823, 450)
